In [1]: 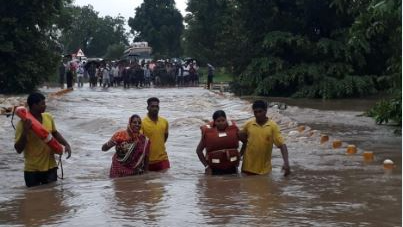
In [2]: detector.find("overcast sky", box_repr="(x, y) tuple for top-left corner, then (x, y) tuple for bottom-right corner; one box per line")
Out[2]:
(73, 0), (188, 33)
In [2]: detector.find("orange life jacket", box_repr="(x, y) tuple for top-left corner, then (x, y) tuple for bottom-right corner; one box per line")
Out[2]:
(15, 106), (64, 155)
(201, 120), (240, 170)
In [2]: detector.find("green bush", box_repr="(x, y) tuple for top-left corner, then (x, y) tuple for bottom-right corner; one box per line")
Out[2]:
(367, 91), (402, 126)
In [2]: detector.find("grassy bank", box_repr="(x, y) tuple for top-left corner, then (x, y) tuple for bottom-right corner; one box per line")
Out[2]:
(198, 67), (234, 84)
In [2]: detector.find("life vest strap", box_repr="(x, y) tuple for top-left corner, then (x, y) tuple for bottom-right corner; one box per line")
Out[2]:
(207, 149), (239, 162)
(206, 148), (240, 170)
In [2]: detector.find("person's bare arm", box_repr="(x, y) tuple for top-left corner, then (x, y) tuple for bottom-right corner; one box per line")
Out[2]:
(279, 144), (290, 176)
(14, 119), (32, 154)
(164, 131), (169, 142)
(238, 130), (247, 157)
(102, 140), (115, 152)
(53, 131), (72, 159)
(196, 139), (208, 167)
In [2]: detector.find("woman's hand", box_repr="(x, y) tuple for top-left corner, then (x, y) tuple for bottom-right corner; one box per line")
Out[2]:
(205, 166), (212, 175)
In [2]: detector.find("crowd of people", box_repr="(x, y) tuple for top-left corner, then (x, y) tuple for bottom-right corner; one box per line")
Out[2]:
(59, 59), (209, 89)
(14, 93), (290, 187)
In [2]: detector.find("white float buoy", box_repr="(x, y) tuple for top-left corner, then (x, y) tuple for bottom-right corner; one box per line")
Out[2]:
(383, 159), (395, 169)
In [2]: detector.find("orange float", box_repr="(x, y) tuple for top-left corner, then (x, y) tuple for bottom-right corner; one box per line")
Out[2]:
(346, 145), (357, 154)
(383, 159), (395, 170)
(332, 140), (342, 149)
(320, 135), (329, 144)
(363, 151), (374, 161)
(15, 106), (64, 154)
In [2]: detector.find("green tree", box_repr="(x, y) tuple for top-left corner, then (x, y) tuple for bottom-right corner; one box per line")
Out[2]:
(345, 0), (402, 126)
(60, 5), (128, 57)
(0, 0), (72, 94)
(229, 0), (378, 99)
(128, 0), (184, 59)
(183, 0), (233, 65)
(103, 43), (125, 59)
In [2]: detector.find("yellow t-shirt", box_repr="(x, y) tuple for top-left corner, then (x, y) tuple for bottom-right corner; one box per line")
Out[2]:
(15, 112), (57, 172)
(141, 115), (169, 163)
(241, 118), (284, 175)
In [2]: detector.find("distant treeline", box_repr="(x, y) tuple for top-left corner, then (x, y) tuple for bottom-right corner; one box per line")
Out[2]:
(0, 0), (400, 125)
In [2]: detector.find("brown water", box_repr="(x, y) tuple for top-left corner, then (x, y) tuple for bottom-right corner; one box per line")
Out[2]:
(0, 87), (401, 226)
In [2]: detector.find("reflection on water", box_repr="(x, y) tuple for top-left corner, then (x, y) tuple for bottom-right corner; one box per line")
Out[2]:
(0, 185), (70, 226)
(110, 175), (166, 224)
(197, 175), (283, 226)
(0, 87), (401, 226)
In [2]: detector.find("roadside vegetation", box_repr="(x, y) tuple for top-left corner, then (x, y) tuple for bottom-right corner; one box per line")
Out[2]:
(0, 0), (400, 126)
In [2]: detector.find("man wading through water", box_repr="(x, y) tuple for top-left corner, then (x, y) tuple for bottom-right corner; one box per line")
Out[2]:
(14, 93), (72, 187)
(141, 97), (170, 171)
(239, 100), (291, 176)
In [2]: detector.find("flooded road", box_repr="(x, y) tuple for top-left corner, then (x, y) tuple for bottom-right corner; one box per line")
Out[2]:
(0, 87), (401, 226)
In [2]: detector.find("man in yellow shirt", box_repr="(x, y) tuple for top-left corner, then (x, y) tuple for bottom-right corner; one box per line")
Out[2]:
(141, 97), (170, 171)
(240, 100), (290, 176)
(14, 92), (71, 187)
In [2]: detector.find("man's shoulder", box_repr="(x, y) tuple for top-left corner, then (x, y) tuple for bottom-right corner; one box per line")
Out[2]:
(42, 112), (54, 119)
(267, 119), (279, 127)
(159, 116), (168, 122)
(244, 118), (256, 126)
(142, 115), (152, 122)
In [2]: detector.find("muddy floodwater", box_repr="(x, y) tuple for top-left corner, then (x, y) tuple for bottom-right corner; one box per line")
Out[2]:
(0, 87), (401, 226)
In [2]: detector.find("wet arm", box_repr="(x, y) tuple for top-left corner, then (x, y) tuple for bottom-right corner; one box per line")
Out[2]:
(14, 132), (28, 154)
(240, 142), (247, 157)
(143, 152), (149, 173)
(143, 140), (150, 173)
(164, 132), (169, 142)
(14, 119), (31, 154)
(53, 131), (70, 148)
(53, 130), (72, 159)
(102, 140), (115, 151)
(279, 144), (290, 176)
(237, 130), (247, 157)
(196, 139), (208, 167)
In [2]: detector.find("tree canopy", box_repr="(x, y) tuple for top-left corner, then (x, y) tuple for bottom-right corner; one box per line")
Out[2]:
(184, 0), (401, 99)
(128, 0), (184, 59)
(183, 0), (401, 124)
(0, 2), (130, 94)
(0, 0), (72, 93)
(59, 5), (129, 58)
(183, 0), (233, 65)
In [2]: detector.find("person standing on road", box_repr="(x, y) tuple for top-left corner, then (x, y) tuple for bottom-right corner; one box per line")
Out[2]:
(207, 63), (215, 90)
(58, 61), (65, 89)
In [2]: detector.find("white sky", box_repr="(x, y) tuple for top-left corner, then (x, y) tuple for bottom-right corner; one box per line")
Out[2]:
(73, 0), (188, 33)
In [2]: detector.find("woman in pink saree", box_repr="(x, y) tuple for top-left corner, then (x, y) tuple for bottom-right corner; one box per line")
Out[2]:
(102, 114), (150, 178)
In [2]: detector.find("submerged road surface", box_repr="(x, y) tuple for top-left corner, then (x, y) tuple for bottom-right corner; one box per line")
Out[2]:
(0, 87), (401, 226)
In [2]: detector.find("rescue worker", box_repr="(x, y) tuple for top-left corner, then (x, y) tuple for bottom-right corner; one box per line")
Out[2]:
(141, 97), (170, 171)
(239, 100), (291, 176)
(196, 110), (241, 175)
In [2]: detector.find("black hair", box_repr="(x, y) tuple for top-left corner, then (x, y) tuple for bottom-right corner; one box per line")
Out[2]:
(252, 100), (267, 110)
(147, 97), (160, 106)
(212, 110), (226, 121)
(130, 114), (141, 122)
(27, 92), (45, 108)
